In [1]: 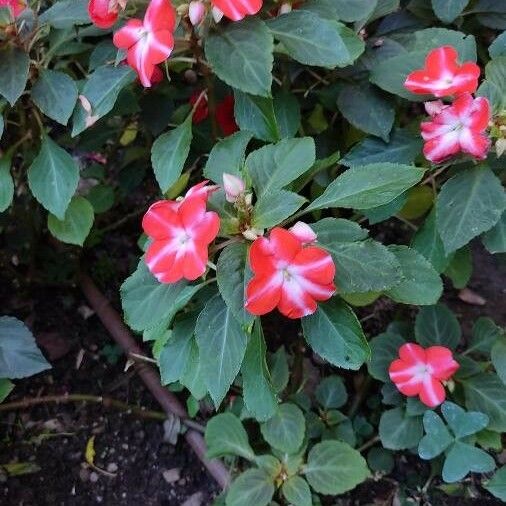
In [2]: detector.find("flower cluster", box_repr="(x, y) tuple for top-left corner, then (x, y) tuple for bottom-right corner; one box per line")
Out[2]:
(142, 177), (336, 319)
(389, 343), (459, 407)
(404, 46), (491, 163)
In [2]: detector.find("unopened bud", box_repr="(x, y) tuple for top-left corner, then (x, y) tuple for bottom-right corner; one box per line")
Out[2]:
(424, 100), (446, 117)
(279, 2), (292, 14)
(242, 228), (263, 241)
(289, 221), (317, 244)
(211, 5), (223, 23)
(223, 173), (246, 203)
(188, 1), (205, 26)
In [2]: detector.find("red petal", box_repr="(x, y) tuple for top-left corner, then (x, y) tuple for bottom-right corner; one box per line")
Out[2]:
(404, 69), (435, 95)
(450, 62), (480, 95)
(426, 346), (460, 380)
(249, 237), (277, 276)
(88, 0), (118, 28)
(467, 96), (491, 130)
(144, 0), (177, 32)
(269, 228), (303, 263)
(113, 19), (143, 49)
(425, 46), (458, 79)
(278, 281), (317, 319)
(145, 239), (178, 279)
(182, 242), (208, 280)
(211, 0), (262, 21)
(245, 272), (283, 315)
(423, 133), (460, 163)
(179, 196), (206, 229)
(459, 130), (491, 160)
(190, 211), (221, 245)
(145, 29), (174, 65)
(142, 201), (182, 239)
(215, 95), (238, 136)
(291, 247), (335, 285)
(126, 42), (156, 87)
(419, 376), (445, 407)
(399, 343), (426, 365)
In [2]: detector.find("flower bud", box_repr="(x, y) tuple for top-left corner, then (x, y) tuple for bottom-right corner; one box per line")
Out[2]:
(211, 5), (223, 23)
(188, 0), (205, 26)
(424, 100), (446, 117)
(223, 173), (246, 203)
(242, 227), (263, 241)
(289, 221), (317, 244)
(279, 2), (291, 14)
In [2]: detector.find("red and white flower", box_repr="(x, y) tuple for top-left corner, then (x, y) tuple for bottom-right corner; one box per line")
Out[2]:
(142, 182), (219, 283)
(421, 93), (491, 163)
(389, 343), (459, 408)
(404, 46), (480, 98)
(0, 0), (26, 16)
(211, 0), (262, 21)
(88, 0), (126, 29)
(113, 0), (176, 87)
(245, 227), (336, 319)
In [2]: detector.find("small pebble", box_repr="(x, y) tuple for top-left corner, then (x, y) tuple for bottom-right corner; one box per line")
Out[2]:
(162, 468), (180, 484)
(181, 492), (203, 506)
(106, 463), (118, 473)
(89, 472), (99, 483)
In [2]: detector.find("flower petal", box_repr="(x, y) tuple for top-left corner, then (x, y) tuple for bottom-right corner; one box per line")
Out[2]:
(211, 0), (262, 21)
(145, 239), (178, 278)
(426, 346), (460, 381)
(419, 376), (446, 407)
(269, 227), (302, 263)
(142, 201), (182, 239)
(113, 19), (143, 49)
(245, 272), (283, 315)
(144, 0), (177, 32)
(291, 246), (335, 285)
(278, 280), (317, 319)
(398, 343), (426, 365)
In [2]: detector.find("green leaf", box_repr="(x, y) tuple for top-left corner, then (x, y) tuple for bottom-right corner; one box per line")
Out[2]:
(468, 317), (504, 355)
(159, 314), (196, 385)
(180, 339), (207, 400)
(444, 245), (472, 289)
(120, 261), (201, 332)
(252, 190), (306, 229)
(411, 209), (451, 273)
(205, 18), (273, 97)
(204, 131), (252, 183)
(0, 156), (14, 213)
(217, 243), (253, 326)
(268, 347), (289, 393)
(415, 303), (461, 350)
(274, 90), (300, 139)
(307, 163), (425, 212)
(27, 136), (79, 220)
(478, 57), (506, 113)
(436, 166), (505, 254)
(267, 11), (364, 68)
(87, 185), (115, 214)
(485, 466), (506, 501)
(39, 0), (90, 28)
(72, 65), (136, 136)
(385, 245), (443, 305)
(318, 238), (402, 293)
(337, 84), (394, 142)
(379, 407), (424, 450)
(303, 440), (369, 495)
(241, 322), (278, 422)
(205, 413), (255, 460)
(491, 339), (506, 385)
(246, 137), (315, 196)
(411, 28), (476, 61)
(234, 91), (280, 142)
(489, 31), (506, 58)
(31, 70), (78, 126)
(482, 211), (506, 254)
(281, 476), (312, 506)
(418, 411), (453, 460)
(332, 0), (377, 21)
(0, 47), (30, 106)
(151, 117), (192, 193)
(464, 373), (506, 432)
(0, 378), (14, 403)
(260, 403), (305, 453)
(0, 316), (51, 379)
(195, 294), (248, 407)
(442, 441), (495, 483)
(302, 298), (369, 370)
(441, 401), (489, 438)
(368, 332), (406, 382)
(225, 469), (274, 506)
(311, 218), (368, 243)
(367, 447), (394, 474)
(315, 375), (347, 409)
(0, 115), (3, 140)
(431, 0), (469, 23)
(342, 129), (422, 168)
(47, 196), (94, 246)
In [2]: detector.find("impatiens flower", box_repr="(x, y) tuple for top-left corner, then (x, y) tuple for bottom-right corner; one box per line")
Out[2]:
(188, 0), (206, 26)
(211, 0), (261, 21)
(215, 95), (239, 136)
(0, 0), (25, 16)
(222, 173), (245, 203)
(421, 93), (491, 163)
(88, 0), (126, 29)
(142, 182), (219, 283)
(113, 0), (176, 87)
(289, 222), (317, 245)
(404, 46), (480, 97)
(389, 343), (459, 408)
(245, 227), (336, 319)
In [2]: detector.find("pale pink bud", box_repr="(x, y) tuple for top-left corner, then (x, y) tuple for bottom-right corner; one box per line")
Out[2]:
(289, 221), (317, 244)
(189, 1), (205, 26)
(223, 173), (246, 203)
(279, 2), (292, 14)
(424, 100), (446, 117)
(242, 227), (263, 241)
(78, 95), (99, 128)
(211, 5), (223, 22)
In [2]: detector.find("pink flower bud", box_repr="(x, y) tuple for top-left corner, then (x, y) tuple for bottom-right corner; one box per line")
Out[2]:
(223, 173), (246, 203)
(188, 1), (205, 26)
(279, 2), (292, 14)
(424, 100), (446, 117)
(211, 5), (223, 22)
(289, 221), (317, 244)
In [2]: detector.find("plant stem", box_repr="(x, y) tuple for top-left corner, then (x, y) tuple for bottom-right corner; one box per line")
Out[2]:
(358, 434), (380, 453)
